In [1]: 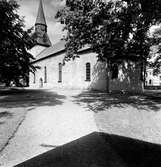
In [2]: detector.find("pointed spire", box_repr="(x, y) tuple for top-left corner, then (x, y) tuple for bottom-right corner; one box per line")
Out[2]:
(35, 0), (47, 26)
(33, 0), (52, 47)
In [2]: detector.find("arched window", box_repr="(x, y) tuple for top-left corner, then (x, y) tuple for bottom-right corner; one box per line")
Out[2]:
(149, 79), (152, 85)
(58, 63), (62, 82)
(33, 73), (36, 84)
(44, 66), (47, 83)
(86, 62), (91, 81)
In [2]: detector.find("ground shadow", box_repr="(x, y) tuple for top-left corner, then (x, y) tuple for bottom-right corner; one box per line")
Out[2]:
(15, 132), (161, 167)
(72, 90), (161, 112)
(0, 111), (12, 126)
(0, 88), (66, 108)
(0, 111), (13, 118)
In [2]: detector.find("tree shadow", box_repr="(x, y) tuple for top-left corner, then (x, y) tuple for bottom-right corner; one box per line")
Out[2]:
(89, 62), (107, 91)
(0, 111), (13, 118)
(72, 90), (161, 112)
(15, 132), (161, 167)
(0, 88), (66, 108)
(108, 62), (143, 92)
(89, 61), (143, 93)
(0, 111), (13, 127)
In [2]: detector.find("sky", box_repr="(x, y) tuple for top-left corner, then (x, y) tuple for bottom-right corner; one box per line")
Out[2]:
(17, 0), (66, 44)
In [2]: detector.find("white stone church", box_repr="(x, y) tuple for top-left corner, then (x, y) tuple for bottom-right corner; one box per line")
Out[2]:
(29, 0), (144, 93)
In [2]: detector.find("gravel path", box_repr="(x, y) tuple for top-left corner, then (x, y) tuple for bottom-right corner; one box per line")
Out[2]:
(72, 91), (161, 145)
(0, 90), (97, 167)
(1, 89), (161, 167)
(95, 105), (161, 144)
(0, 108), (27, 154)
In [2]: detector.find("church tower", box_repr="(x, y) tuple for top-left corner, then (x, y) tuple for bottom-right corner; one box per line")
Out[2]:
(34, 0), (51, 46)
(33, 0), (51, 47)
(30, 0), (52, 57)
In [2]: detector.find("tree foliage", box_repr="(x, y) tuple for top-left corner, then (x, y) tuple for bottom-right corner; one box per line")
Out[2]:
(56, 0), (161, 67)
(0, 0), (35, 86)
(149, 27), (161, 74)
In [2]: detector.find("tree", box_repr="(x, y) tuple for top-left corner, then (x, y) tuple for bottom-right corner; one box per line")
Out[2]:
(149, 26), (161, 74)
(0, 0), (36, 86)
(56, 0), (161, 69)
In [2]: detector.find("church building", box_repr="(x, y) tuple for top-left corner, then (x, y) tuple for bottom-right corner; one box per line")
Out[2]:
(29, 0), (144, 93)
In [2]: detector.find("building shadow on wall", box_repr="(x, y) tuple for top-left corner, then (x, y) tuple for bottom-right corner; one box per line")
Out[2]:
(89, 62), (107, 90)
(108, 62), (142, 91)
(90, 61), (142, 92)
(15, 132), (161, 167)
(72, 90), (161, 112)
(0, 88), (66, 108)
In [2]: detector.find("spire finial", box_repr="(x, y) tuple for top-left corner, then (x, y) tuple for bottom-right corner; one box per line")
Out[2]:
(35, 0), (47, 26)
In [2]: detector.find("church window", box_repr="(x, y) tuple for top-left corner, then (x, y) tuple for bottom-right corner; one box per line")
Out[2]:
(58, 63), (62, 82)
(44, 66), (47, 83)
(33, 73), (36, 84)
(149, 79), (152, 85)
(86, 63), (91, 81)
(111, 64), (118, 79)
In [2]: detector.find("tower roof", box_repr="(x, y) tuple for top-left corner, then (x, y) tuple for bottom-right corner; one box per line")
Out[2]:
(35, 0), (47, 26)
(33, 0), (52, 47)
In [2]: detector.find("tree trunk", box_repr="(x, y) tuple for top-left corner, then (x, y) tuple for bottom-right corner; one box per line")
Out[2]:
(5, 81), (10, 87)
(106, 59), (110, 93)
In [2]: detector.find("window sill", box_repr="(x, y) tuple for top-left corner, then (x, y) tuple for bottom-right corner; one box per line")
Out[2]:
(85, 80), (91, 82)
(58, 81), (62, 83)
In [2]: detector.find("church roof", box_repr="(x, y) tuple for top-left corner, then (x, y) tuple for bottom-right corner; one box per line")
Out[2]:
(35, 40), (66, 61)
(32, 41), (91, 63)
(35, 0), (47, 26)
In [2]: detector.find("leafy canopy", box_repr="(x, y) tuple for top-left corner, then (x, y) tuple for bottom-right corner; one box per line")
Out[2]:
(0, 0), (35, 86)
(149, 26), (161, 74)
(56, 0), (161, 65)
